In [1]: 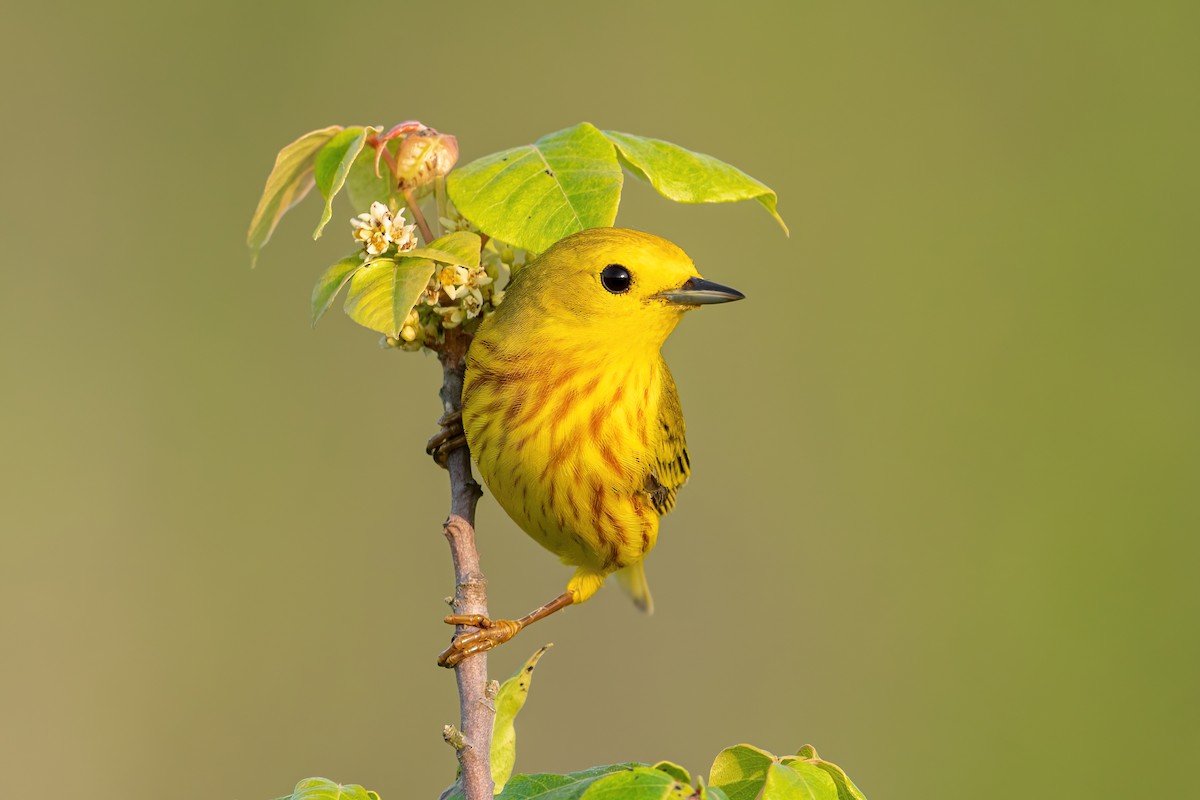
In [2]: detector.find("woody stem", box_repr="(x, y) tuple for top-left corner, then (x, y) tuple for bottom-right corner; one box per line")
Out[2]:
(436, 328), (493, 800)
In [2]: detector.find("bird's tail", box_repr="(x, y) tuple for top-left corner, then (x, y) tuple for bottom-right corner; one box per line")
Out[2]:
(615, 562), (654, 614)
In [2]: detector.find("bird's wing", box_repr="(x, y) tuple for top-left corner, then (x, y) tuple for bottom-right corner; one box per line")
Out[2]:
(645, 361), (690, 516)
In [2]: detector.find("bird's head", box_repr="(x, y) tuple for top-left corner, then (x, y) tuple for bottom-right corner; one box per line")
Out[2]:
(503, 227), (743, 351)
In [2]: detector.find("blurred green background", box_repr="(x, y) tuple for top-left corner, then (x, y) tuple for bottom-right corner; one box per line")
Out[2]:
(2, 2), (1197, 798)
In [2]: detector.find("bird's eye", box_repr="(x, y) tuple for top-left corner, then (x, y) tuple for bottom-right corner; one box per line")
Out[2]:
(600, 264), (632, 294)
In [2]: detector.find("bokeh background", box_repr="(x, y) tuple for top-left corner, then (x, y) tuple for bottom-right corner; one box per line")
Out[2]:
(2, 2), (1197, 798)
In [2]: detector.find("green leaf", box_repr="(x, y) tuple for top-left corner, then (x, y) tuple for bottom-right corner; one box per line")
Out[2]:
(699, 780), (731, 800)
(445, 763), (642, 800)
(650, 762), (691, 785)
(447, 122), (623, 253)
(247, 125), (342, 267)
(708, 744), (777, 800)
(492, 644), (553, 793)
(286, 777), (380, 800)
(786, 747), (867, 800)
(346, 146), (395, 211)
(603, 130), (788, 235)
(343, 256), (434, 337)
(407, 231), (482, 269)
(808, 763), (866, 800)
(313, 126), (380, 240)
(311, 255), (364, 326)
(761, 763), (837, 800)
(580, 767), (691, 800)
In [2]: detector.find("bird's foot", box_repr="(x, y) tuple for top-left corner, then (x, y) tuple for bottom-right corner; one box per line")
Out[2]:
(437, 614), (524, 668)
(426, 411), (467, 468)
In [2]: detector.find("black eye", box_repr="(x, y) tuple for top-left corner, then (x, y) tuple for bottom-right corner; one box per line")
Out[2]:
(600, 264), (632, 294)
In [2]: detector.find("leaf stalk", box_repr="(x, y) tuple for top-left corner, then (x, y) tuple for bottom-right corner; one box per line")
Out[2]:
(404, 187), (435, 245)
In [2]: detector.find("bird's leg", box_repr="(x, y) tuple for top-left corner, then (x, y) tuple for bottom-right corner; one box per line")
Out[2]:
(437, 591), (574, 668)
(426, 410), (467, 468)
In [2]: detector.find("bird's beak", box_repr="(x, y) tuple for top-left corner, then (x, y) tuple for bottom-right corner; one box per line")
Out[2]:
(653, 276), (745, 305)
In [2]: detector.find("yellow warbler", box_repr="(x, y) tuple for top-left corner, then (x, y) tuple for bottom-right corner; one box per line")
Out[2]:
(438, 228), (743, 667)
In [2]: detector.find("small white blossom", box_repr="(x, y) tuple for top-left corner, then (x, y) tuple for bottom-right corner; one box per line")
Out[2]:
(392, 219), (418, 252)
(350, 202), (393, 256)
(461, 288), (484, 319)
(464, 265), (492, 291)
(433, 304), (465, 329)
(436, 265), (470, 300)
(483, 248), (514, 286)
(420, 278), (441, 307)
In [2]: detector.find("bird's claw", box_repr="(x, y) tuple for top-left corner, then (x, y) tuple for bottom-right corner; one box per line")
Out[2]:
(426, 411), (467, 468)
(437, 615), (524, 668)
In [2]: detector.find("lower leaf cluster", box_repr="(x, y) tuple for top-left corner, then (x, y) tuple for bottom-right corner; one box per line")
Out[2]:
(279, 744), (865, 800)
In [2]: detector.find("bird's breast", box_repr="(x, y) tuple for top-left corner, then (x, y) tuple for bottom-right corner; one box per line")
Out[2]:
(462, 338), (663, 572)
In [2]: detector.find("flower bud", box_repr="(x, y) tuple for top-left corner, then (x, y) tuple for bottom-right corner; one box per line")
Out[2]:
(396, 130), (459, 192)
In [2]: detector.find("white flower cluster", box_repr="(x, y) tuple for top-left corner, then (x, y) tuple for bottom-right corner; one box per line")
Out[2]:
(393, 259), (507, 351)
(383, 240), (517, 352)
(361, 203), (530, 352)
(425, 263), (501, 328)
(350, 202), (418, 259)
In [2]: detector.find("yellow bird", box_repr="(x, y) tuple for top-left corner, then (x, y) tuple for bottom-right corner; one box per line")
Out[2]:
(437, 227), (743, 667)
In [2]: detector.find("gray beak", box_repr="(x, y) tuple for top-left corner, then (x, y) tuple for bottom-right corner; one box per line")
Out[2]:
(653, 277), (745, 305)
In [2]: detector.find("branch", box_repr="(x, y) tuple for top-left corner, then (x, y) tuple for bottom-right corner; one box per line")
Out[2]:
(437, 328), (492, 800)
(405, 187), (435, 245)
